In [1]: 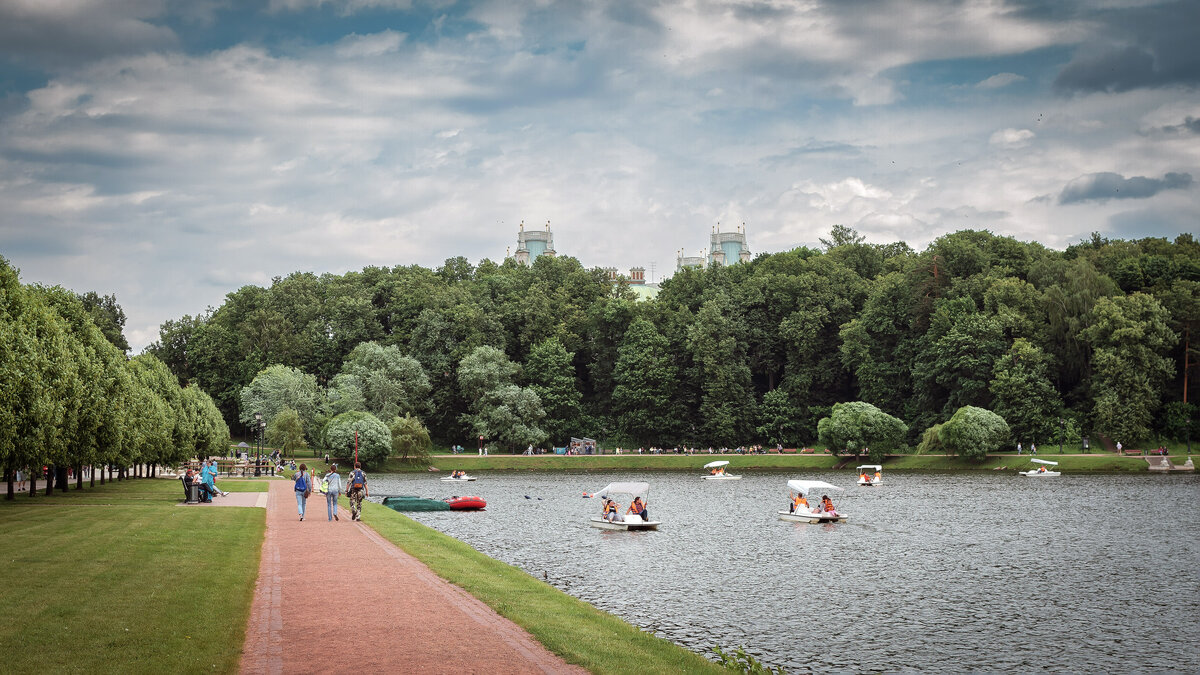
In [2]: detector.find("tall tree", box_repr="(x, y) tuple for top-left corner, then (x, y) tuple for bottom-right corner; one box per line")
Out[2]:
(525, 337), (582, 446)
(989, 339), (1063, 445)
(687, 295), (754, 447)
(1082, 293), (1177, 443)
(612, 318), (682, 446)
(339, 341), (431, 420)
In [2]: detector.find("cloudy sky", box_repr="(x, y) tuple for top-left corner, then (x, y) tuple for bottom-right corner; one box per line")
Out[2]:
(1, 0), (1197, 351)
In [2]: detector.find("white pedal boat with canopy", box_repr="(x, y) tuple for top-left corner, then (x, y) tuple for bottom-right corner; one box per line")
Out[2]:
(440, 471), (477, 482)
(1018, 458), (1060, 477)
(856, 464), (882, 486)
(589, 481), (660, 530)
(702, 460), (741, 480)
(778, 479), (848, 523)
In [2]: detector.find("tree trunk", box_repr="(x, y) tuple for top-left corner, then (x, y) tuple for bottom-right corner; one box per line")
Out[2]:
(57, 466), (69, 491)
(5, 468), (12, 500)
(76, 465), (83, 490)
(99, 466), (105, 485)
(90, 465), (95, 488)
(45, 466), (54, 496)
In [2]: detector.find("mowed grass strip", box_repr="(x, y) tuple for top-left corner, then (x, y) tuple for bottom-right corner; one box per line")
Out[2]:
(0, 480), (265, 673)
(6, 476), (269, 506)
(361, 501), (724, 675)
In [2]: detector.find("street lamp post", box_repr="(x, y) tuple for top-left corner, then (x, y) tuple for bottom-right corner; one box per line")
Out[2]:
(254, 412), (263, 477)
(1058, 418), (1064, 454)
(1187, 418), (1192, 454)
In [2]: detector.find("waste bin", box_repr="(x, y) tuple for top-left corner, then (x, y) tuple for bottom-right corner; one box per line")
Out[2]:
(185, 482), (201, 504)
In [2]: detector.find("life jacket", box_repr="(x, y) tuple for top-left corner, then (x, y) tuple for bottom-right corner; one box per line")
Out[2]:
(631, 500), (644, 514)
(350, 469), (366, 490)
(294, 472), (308, 492)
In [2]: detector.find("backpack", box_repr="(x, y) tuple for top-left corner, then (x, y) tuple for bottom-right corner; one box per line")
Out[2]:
(294, 473), (308, 492)
(350, 469), (365, 490)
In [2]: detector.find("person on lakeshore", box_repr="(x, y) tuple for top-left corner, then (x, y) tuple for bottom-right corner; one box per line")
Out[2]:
(294, 463), (311, 521)
(323, 463), (342, 521)
(1017, 442), (1023, 455)
(1030, 443), (1037, 456)
(347, 463), (368, 521)
(15, 468), (25, 492)
(202, 458), (228, 497)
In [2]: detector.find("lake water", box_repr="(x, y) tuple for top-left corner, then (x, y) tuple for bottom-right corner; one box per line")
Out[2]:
(370, 470), (1200, 673)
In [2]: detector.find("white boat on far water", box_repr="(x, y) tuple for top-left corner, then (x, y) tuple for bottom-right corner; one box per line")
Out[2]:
(590, 482), (660, 530)
(857, 464), (882, 486)
(702, 460), (741, 480)
(1019, 458), (1060, 477)
(778, 479), (848, 523)
(441, 470), (477, 482)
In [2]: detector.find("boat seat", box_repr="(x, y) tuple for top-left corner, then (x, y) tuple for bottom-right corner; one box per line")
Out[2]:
(625, 513), (644, 524)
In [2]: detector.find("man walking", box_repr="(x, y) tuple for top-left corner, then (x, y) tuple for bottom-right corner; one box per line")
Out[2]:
(346, 462), (368, 521)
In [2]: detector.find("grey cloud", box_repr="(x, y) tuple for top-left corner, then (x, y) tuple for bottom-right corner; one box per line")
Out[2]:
(0, 1), (178, 71)
(1054, 0), (1200, 93)
(1160, 116), (1200, 134)
(1058, 171), (1193, 204)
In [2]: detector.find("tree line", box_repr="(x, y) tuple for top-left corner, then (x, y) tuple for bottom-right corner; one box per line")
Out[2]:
(134, 227), (1194, 455)
(1, 257), (229, 497)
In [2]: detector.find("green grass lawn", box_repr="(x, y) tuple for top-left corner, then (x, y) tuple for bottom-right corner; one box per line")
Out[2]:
(362, 500), (724, 674)
(0, 478), (266, 673)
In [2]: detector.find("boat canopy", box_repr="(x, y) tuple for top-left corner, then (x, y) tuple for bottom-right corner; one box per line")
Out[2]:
(597, 482), (650, 497)
(787, 479), (844, 495)
(856, 465), (882, 471)
(1030, 458), (1059, 466)
(704, 460), (730, 469)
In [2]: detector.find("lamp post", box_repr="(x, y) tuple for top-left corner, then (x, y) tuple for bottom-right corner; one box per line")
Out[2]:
(254, 412), (263, 477)
(1187, 418), (1192, 454)
(479, 435), (484, 456)
(1058, 417), (1064, 454)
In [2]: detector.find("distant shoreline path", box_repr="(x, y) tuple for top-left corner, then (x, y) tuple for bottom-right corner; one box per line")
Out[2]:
(241, 481), (584, 674)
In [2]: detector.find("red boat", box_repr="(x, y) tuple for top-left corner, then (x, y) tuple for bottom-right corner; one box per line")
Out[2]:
(444, 495), (486, 510)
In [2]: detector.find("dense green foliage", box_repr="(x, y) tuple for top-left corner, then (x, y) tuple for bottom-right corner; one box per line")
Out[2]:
(817, 401), (908, 462)
(322, 411), (391, 467)
(144, 230), (1198, 450)
(939, 406), (1012, 460)
(1, 258), (227, 490)
(389, 413), (433, 463)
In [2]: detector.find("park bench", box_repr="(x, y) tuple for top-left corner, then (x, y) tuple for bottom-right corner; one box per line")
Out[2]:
(1122, 448), (1142, 456)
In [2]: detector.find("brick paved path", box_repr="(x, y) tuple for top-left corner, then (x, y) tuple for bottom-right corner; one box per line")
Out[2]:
(241, 481), (585, 674)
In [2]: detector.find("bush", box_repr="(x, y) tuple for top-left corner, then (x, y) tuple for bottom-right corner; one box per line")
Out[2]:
(321, 411), (391, 468)
(916, 423), (944, 455)
(816, 401), (907, 462)
(389, 413), (432, 463)
(940, 406), (1009, 461)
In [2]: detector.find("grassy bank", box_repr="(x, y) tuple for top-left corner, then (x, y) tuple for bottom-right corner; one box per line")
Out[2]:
(362, 500), (723, 674)
(373, 452), (1171, 473)
(0, 478), (266, 673)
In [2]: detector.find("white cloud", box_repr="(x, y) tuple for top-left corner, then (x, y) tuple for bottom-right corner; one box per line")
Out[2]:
(335, 30), (407, 58)
(990, 128), (1036, 147)
(977, 72), (1026, 89)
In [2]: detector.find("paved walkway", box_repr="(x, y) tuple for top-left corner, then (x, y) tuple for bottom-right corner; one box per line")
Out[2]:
(241, 481), (584, 674)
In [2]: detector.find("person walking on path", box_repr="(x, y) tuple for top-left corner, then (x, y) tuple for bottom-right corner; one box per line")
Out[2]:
(294, 464), (312, 521)
(347, 462), (368, 521)
(323, 464), (342, 521)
